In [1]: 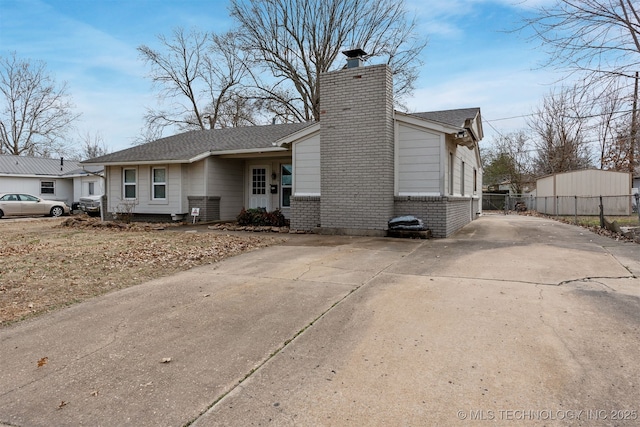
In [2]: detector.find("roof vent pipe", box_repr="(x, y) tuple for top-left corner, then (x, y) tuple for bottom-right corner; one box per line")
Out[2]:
(343, 48), (367, 68)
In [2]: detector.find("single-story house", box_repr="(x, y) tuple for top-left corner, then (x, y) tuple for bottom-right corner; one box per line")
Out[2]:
(0, 154), (104, 207)
(83, 56), (484, 237)
(536, 169), (633, 216)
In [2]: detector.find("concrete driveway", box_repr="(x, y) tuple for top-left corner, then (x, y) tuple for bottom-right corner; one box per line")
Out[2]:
(1, 214), (639, 426)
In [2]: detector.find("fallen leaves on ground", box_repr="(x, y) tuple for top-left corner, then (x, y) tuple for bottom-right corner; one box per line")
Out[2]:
(0, 217), (286, 325)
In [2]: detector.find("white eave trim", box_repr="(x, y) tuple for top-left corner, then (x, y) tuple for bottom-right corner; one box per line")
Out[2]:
(82, 159), (192, 166)
(398, 192), (442, 197)
(276, 123), (320, 146)
(395, 112), (461, 134)
(82, 146), (291, 167)
(0, 172), (75, 179)
(210, 146), (289, 156)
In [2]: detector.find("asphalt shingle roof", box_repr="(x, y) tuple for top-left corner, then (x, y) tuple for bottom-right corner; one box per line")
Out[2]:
(84, 122), (315, 164)
(82, 108), (480, 165)
(411, 108), (481, 128)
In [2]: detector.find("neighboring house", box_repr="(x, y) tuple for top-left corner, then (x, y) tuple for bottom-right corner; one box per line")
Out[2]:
(0, 154), (104, 207)
(83, 56), (484, 237)
(536, 169), (633, 216)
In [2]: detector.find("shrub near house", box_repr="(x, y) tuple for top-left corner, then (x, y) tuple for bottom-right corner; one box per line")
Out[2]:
(237, 208), (286, 227)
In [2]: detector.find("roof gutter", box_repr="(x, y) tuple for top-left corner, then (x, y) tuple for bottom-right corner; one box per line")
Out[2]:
(81, 159), (192, 166)
(81, 147), (290, 166)
(80, 167), (105, 177)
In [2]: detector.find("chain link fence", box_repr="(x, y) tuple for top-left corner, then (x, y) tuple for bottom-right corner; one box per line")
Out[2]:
(483, 193), (640, 228)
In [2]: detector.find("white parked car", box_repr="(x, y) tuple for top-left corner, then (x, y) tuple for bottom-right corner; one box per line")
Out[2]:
(0, 193), (70, 218)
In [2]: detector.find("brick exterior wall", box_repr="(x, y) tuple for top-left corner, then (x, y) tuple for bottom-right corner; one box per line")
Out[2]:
(319, 64), (394, 234)
(394, 196), (479, 238)
(444, 197), (476, 237)
(290, 196), (321, 231)
(188, 196), (221, 223)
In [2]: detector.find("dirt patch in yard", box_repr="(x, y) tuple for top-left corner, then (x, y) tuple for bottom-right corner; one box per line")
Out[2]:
(0, 216), (287, 326)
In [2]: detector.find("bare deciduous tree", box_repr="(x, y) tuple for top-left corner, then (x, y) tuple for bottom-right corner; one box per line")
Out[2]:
(132, 125), (164, 147)
(78, 131), (110, 160)
(591, 81), (632, 169)
(601, 125), (634, 170)
(215, 91), (263, 128)
(524, 1), (640, 173)
(528, 88), (593, 175)
(0, 52), (80, 157)
(483, 131), (533, 193)
(138, 28), (254, 135)
(229, 0), (427, 122)
(524, 0), (640, 82)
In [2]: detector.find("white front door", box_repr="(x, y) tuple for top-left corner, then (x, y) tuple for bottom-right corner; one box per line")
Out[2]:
(249, 166), (270, 210)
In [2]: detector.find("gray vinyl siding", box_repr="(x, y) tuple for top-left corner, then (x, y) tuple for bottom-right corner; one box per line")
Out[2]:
(180, 164), (189, 214)
(106, 164), (184, 215)
(457, 143), (480, 197)
(138, 165), (182, 214)
(207, 158), (244, 220)
(446, 141), (479, 197)
(187, 161), (205, 196)
(397, 123), (441, 195)
(106, 165), (121, 213)
(293, 133), (320, 195)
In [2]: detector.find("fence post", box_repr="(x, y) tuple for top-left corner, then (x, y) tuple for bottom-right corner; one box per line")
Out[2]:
(574, 196), (578, 224)
(599, 196), (605, 228)
(636, 193), (640, 221)
(556, 196), (559, 217)
(504, 195), (508, 215)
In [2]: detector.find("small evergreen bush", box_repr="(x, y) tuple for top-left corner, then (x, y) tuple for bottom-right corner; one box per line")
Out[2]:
(237, 208), (286, 226)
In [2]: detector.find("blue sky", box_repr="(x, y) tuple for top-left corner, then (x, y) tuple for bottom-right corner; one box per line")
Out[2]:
(1, 0), (560, 153)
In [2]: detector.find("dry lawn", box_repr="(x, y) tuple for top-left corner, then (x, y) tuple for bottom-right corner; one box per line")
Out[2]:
(0, 216), (286, 326)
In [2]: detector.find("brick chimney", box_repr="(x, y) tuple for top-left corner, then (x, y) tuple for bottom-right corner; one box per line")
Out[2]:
(318, 53), (394, 235)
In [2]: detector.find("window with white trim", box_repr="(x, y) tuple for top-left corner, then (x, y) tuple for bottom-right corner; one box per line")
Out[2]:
(473, 168), (478, 194)
(461, 160), (465, 196)
(152, 167), (167, 200)
(281, 164), (292, 208)
(123, 168), (137, 199)
(40, 181), (55, 194)
(88, 182), (95, 196)
(449, 152), (454, 195)
(252, 168), (266, 195)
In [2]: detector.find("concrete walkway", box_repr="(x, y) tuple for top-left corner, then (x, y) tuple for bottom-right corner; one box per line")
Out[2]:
(1, 214), (639, 426)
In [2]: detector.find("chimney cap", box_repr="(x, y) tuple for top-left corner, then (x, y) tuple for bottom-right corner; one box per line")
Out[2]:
(342, 48), (367, 59)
